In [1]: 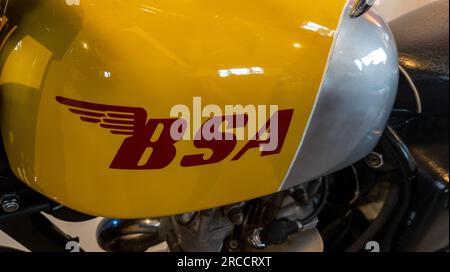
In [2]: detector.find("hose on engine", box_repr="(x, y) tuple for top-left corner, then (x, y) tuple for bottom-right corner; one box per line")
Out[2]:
(380, 127), (414, 252)
(345, 179), (401, 252)
(250, 179), (328, 248)
(381, 181), (412, 252)
(301, 178), (329, 224)
(258, 220), (300, 246)
(346, 127), (415, 252)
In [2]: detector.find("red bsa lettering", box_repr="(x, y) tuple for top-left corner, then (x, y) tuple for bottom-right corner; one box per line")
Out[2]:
(56, 97), (294, 169)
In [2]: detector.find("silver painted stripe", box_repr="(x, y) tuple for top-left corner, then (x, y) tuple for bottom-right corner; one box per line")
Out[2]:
(279, 1), (399, 190)
(278, 0), (351, 191)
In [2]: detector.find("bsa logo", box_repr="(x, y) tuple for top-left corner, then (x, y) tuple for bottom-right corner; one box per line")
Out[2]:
(56, 97), (294, 170)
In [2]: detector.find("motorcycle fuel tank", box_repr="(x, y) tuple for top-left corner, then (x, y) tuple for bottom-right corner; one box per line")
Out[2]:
(0, 0), (398, 218)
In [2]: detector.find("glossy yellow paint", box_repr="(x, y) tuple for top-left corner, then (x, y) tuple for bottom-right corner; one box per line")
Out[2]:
(0, 0), (346, 218)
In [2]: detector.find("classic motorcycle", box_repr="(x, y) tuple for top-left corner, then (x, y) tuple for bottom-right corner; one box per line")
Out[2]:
(0, 0), (448, 252)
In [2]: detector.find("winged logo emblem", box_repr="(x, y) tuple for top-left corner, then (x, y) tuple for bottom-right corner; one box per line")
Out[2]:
(56, 96), (180, 170)
(56, 96), (147, 136)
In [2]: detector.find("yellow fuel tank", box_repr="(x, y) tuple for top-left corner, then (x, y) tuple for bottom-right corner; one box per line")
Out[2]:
(0, 0), (347, 218)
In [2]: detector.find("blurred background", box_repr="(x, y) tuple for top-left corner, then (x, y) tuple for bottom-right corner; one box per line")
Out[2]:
(375, 0), (437, 20)
(0, 0), (441, 252)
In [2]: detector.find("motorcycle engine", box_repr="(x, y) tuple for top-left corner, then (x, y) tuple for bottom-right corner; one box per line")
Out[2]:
(160, 179), (327, 252)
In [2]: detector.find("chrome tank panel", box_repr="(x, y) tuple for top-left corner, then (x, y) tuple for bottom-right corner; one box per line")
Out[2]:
(281, 6), (399, 189)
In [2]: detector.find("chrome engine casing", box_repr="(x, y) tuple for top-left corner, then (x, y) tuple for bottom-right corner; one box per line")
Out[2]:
(160, 182), (325, 252)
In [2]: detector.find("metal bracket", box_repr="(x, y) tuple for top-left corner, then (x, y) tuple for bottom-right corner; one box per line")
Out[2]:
(350, 0), (375, 19)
